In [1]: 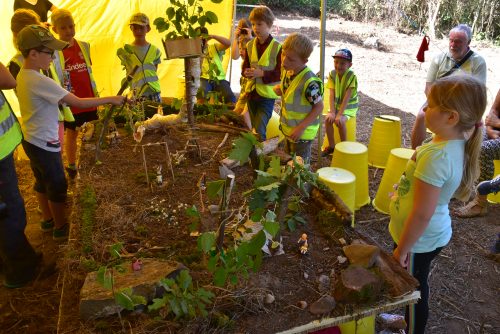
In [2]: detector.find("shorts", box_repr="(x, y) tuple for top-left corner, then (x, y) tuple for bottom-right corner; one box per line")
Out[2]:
(22, 140), (67, 203)
(64, 110), (98, 130)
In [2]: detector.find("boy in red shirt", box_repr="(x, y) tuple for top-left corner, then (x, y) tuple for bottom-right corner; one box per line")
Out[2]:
(51, 8), (99, 178)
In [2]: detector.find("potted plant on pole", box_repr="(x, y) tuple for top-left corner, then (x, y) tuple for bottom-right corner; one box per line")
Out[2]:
(153, 0), (222, 59)
(154, 0), (223, 126)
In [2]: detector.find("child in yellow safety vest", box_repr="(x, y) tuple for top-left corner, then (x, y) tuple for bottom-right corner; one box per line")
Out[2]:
(198, 27), (236, 104)
(241, 6), (282, 141)
(274, 33), (324, 164)
(51, 8), (99, 178)
(321, 48), (359, 157)
(117, 13), (162, 103)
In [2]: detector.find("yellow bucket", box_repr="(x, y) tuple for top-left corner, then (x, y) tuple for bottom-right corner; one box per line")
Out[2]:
(373, 148), (414, 214)
(321, 116), (357, 151)
(331, 141), (370, 209)
(367, 115), (401, 168)
(338, 315), (375, 334)
(317, 167), (356, 225)
(266, 111), (284, 142)
(487, 160), (500, 204)
(176, 75), (185, 99)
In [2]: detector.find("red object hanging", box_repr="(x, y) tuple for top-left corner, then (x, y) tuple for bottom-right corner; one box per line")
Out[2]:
(416, 35), (430, 63)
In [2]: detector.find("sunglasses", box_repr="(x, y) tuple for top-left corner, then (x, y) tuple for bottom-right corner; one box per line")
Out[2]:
(36, 49), (55, 57)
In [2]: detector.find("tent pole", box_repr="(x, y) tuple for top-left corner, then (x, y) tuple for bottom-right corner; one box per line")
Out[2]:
(228, 0), (238, 84)
(318, 0), (327, 164)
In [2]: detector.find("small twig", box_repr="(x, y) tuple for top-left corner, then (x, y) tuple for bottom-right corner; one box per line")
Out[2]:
(141, 145), (150, 189)
(212, 133), (229, 160)
(162, 138), (176, 182)
(437, 294), (464, 315)
(198, 173), (206, 212)
(356, 216), (389, 224)
(9, 299), (20, 316)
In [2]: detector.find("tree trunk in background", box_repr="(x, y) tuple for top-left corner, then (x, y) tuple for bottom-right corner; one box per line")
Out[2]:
(426, 0), (442, 39)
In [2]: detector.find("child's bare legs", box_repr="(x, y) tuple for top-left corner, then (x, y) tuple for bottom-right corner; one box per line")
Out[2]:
(337, 115), (348, 142)
(65, 128), (78, 166)
(36, 191), (52, 222)
(36, 192), (66, 229)
(324, 114), (335, 151)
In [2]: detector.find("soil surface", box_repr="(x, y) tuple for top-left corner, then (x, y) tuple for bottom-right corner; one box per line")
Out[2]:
(1, 14), (499, 334)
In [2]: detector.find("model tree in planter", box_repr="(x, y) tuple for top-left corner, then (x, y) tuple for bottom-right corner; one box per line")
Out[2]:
(154, 0), (223, 126)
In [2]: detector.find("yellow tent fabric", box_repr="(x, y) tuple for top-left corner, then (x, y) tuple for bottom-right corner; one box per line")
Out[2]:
(0, 0), (234, 113)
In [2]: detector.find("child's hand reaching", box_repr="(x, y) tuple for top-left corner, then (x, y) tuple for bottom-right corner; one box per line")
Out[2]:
(393, 247), (409, 268)
(110, 96), (128, 106)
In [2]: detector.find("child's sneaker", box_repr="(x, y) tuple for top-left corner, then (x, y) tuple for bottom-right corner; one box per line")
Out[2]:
(321, 147), (335, 157)
(53, 224), (69, 242)
(40, 218), (54, 232)
(3, 251), (42, 289)
(65, 165), (78, 179)
(477, 175), (500, 196)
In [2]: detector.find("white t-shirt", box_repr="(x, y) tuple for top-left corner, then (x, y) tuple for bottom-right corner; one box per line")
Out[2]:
(16, 69), (69, 152)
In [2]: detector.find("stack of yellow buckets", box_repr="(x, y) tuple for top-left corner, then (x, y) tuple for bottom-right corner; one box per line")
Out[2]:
(372, 148), (414, 214)
(367, 115), (401, 168)
(331, 141), (370, 210)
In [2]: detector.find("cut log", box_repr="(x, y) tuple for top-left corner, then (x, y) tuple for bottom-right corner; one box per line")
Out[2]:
(352, 233), (419, 298)
(310, 184), (352, 226)
(197, 123), (248, 135)
(333, 265), (383, 304)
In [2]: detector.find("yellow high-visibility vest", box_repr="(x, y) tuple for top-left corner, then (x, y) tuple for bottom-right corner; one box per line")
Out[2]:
(280, 67), (323, 140)
(246, 38), (281, 99)
(0, 92), (22, 160)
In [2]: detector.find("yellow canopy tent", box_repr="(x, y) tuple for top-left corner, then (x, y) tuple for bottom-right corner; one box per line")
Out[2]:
(0, 0), (234, 113)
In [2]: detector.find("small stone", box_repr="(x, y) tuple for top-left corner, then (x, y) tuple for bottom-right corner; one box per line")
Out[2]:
(309, 295), (336, 315)
(264, 293), (275, 304)
(303, 272), (309, 279)
(339, 238), (347, 245)
(337, 255), (347, 264)
(297, 300), (308, 309)
(323, 247), (330, 251)
(318, 274), (331, 293)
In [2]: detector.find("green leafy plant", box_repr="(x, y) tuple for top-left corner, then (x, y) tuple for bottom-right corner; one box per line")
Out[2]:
(148, 270), (214, 319)
(154, 0), (223, 39)
(198, 230), (266, 286)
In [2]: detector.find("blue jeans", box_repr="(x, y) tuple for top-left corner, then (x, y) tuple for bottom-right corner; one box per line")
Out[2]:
(200, 79), (236, 103)
(248, 98), (275, 141)
(0, 152), (38, 283)
(285, 139), (313, 164)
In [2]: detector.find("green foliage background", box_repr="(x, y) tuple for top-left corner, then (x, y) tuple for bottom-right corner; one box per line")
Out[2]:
(238, 0), (499, 43)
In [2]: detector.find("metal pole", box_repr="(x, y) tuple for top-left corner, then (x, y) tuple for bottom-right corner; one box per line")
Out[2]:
(318, 0), (327, 163)
(228, 0), (238, 83)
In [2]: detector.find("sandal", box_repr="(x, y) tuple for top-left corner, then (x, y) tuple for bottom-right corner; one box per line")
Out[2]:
(454, 198), (488, 218)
